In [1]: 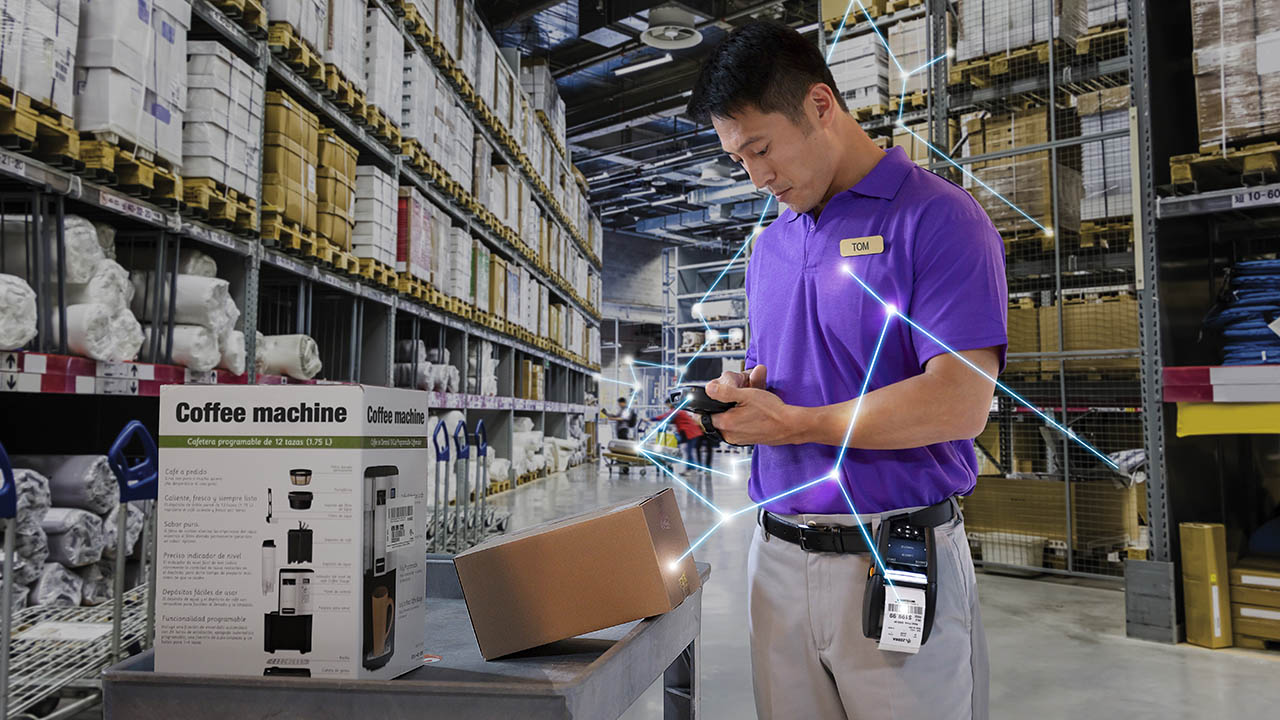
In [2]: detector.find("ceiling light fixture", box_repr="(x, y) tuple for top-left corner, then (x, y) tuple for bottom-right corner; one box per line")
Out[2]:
(641, 5), (703, 50)
(614, 52), (674, 76)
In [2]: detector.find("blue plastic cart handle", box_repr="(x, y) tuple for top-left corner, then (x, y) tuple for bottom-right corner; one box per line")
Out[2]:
(0, 441), (16, 520)
(452, 420), (469, 460)
(432, 419), (450, 462)
(474, 419), (488, 458)
(107, 420), (158, 502)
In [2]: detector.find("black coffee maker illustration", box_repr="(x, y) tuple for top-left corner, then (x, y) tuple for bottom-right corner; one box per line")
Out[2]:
(363, 466), (398, 669)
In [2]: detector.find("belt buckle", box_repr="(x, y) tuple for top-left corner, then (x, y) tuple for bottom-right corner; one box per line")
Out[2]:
(800, 521), (843, 553)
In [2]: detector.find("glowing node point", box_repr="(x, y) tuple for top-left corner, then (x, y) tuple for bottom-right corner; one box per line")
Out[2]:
(947, 46), (956, 58)
(623, 355), (634, 365)
(668, 561), (681, 572)
(885, 303), (898, 317)
(719, 512), (734, 524)
(1043, 227), (1055, 238)
(826, 472), (841, 482)
(691, 302), (705, 318)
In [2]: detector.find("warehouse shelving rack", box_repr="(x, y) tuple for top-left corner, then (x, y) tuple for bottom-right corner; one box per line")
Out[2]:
(661, 244), (754, 400)
(0, 1), (604, 492)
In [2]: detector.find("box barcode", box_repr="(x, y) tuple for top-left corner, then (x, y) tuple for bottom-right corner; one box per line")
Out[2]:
(389, 526), (405, 543)
(389, 506), (413, 520)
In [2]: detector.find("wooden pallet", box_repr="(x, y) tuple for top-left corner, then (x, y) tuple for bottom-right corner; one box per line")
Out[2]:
(323, 64), (367, 121)
(268, 23), (325, 88)
(1076, 21), (1128, 59)
(949, 40), (1072, 88)
(0, 89), (80, 171)
(887, 0), (923, 10)
(331, 246), (360, 277)
(80, 133), (181, 207)
(355, 257), (398, 288)
(535, 110), (566, 158)
(261, 208), (319, 254)
(488, 480), (513, 495)
(822, 0), (886, 30)
(999, 226), (1058, 254)
(852, 103), (888, 121)
(454, 300), (474, 321)
(363, 104), (402, 150)
(397, 274), (430, 301)
(212, 0), (267, 37)
(183, 177), (258, 232)
(1234, 634), (1280, 652)
(425, 287), (448, 310)
(1169, 142), (1280, 192)
(1079, 217), (1133, 250)
(890, 90), (927, 112)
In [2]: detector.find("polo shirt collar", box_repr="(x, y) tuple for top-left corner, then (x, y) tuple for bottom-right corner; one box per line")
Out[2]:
(783, 146), (914, 223)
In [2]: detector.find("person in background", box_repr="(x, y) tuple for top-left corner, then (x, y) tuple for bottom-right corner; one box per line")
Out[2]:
(603, 397), (639, 440)
(653, 400), (705, 472)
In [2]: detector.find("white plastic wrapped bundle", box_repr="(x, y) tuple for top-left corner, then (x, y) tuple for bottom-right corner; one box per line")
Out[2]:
(680, 331), (703, 349)
(488, 457), (510, 482)
(42, 508), (106, 567)
(102, 503), (145, 559)
(13, 469), (51, 529)
(11, 455), (119, 515)
(219, 330), (247, 375)
(130, 272), (239, 339)
(394, 362), (431, 390)
(129, 248), (218, 277)
(28, 562), (83, 607)
(253, 331), (267, 374)
(430, 364), (449, 391)
(2, 524), (47, 586)
(727, 327), (745, 345)
(395, 339), (429, 363)
(426, 347), (449, 364)
(94, 222), (116, 260)
(66, 259), (134, 313)
(51, 303), (132, 361)
(0, 273), (37, 350)
(446, 365), (460, 392)
(1, 215), (104, 284)
(78, 562), (112, 605)
(111, 308), (144, 361)
(0, 576), (29, 611)
(144, 325), (221, 372)
(513, 416), (535, 433)
(261, 334), (322, 379)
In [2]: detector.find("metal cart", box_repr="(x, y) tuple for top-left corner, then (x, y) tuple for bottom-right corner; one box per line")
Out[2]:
(0, 421), (159, 719)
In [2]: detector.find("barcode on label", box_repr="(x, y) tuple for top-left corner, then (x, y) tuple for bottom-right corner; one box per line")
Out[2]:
(889, 603), (924, 618)
(388, 506), (413, 520)
(389, 525), (406, 544)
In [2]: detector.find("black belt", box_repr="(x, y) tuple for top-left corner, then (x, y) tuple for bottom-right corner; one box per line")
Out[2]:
(760, 497), (957, 554)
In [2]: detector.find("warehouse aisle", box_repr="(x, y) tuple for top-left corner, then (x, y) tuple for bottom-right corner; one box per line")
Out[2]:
(488, 456), (1280, 720)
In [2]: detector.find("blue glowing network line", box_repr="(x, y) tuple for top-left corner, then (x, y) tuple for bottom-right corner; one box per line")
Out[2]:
(639, 450), (735, 478)
(724, 475), (830, 520)
(641, 450), (725, 514)
(854, 0), (902, 73)
(824, 0), (859, 62)
(631, 359), (678, 370)
(907, 52), (948, 77)
(639, 396), (691, 446)
(844, 268), (1120, 470)
(835, 479), (901, 599)
(598, 375), (638, 388)
(678, 518), (726, 562)
(833, 312), (894, 469)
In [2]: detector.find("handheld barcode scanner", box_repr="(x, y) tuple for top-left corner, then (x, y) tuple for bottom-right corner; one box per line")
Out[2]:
(668, 385), (739, 445)
(862, 511), (939, 645)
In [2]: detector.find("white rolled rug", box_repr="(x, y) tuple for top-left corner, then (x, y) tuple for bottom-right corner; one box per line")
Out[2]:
(219, 329), (248, 375)
(261, 334), (322, 379)
(11, 455), (119, 515)
(1, 215), (104, 284)
(50, 303), (114, 360)
(130, 272), (240, 339)
(0, 273), (37, 350)
(110, 308), (144, 361)
(28, 562), (83, 607)
(66, 259), (134, 313)
(144, 324), (221, 371)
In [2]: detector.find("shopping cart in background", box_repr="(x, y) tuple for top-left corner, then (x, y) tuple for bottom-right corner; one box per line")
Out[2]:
(0, 421), (158, 719)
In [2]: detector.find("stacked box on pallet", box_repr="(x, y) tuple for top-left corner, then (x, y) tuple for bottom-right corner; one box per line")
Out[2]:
(1191, 0), (1280, 151)
(354, 166), (397, 266)
(589, 214), (602, 260)
(956, 0), (1087, 62)
(264, 91), (320, 230)
(888, 17), (929, 98)
(892, 119), (956, 165)
(75, 0), (189, 169)
(589, 326), (599, 365)
(505, 263), (520, 330)
(495, 49), (518, 131)
(432, 0), (458, 63)
(364, 5), (403, 127)
(472, 17), (497, 109)
(472, 240), (490, 313)
(452, 100), (475, 191)
(452, 0), (478, 86)
(444, 227), (472, 302)
(962, 107), (1083, 236)
(19, 0), (79, 116)
(1078, 85), (1131, 221)
(520, 181), (538, 252)
(472, 134), (493, 207)
(266, 0), (327, 52)
(489, 255), (507, 320)
(538, 282), (549, 339)
(402, 48), (436, 147)
(520, 58), (566, 153)
(324, 0), (365, 88)
(1087, 0), (1125, 27)
(317, 130), (358, 250)
(827, 29), (888, 112)
(397, 187), (432, 284)
(185, 42), (265, 199)
(1038, 292), (1139, 372)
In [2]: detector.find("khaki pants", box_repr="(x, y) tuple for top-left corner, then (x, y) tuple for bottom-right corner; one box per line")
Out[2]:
(747, 510), (989, 720)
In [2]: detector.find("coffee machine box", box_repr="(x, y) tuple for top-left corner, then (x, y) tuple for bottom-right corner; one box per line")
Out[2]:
(455, 488), (701, 660)
(155, 384), (428, 679)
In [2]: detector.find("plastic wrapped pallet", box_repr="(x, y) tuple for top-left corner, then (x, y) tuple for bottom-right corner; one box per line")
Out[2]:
(19, 0), (79, 116)
(1088, 0), (1125, 27)
(1078, 85), (1131, 220)
(1191, 0), (1280, 151)
(261, 334), (322, 380)
(264, 90), (320, 232)
(29, 562), (82, 607)
(142, 324), (222, 372)
(41, 508), (105, 568)
(354, 166), (398, 267)
(433, 0), (458, 63)
(75, 0), (190, 169)
(0, 273), (37, 350)
(364, 5), (403, 125)
(317, 129), (359, 251)
(185, 41), (266, 199)
(266, 0), (327, 53)
(402, 48), (436, 145)
(397, 187), (433, 283)
(472, 135), (493, 207)
(324, 0), (365, 87)
(12, 455), (118, 515)
(888, 17), (930, 98)
(102, 503), (145, 560)
(956, 0), (1087, 62)
(444, 227), (472, 301)
(473, 240), (490, 313)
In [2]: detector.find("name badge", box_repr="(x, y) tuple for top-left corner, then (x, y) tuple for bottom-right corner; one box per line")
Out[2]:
(840, 235), (885, 257)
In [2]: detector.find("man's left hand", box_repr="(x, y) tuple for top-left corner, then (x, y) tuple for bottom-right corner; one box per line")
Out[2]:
(706, 366), (799, 446)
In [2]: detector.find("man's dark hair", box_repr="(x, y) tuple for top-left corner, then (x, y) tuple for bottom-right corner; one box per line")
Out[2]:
(618, 397), (627, 404)
(687, 20), (847, 125)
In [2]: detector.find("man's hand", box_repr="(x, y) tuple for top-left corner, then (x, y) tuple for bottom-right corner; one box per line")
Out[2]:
(705, 366), (799, 446)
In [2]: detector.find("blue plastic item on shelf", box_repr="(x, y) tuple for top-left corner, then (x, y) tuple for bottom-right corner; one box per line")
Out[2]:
(107, 421), (158, 502)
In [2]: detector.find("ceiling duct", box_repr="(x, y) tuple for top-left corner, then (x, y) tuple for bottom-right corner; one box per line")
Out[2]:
(697, 163), (734, 186)
(641, 5), (703, 49)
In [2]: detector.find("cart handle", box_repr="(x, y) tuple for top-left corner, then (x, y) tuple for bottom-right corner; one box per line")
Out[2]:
(0, 440), (15, 520)
(107, 420), (158, 502)
(474, 419), (487, 458)
(432, 419), (450, 462)
(453, 420), (470, 460)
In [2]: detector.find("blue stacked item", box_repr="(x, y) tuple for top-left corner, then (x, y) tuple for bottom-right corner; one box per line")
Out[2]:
(1206, 259), (1280, 365)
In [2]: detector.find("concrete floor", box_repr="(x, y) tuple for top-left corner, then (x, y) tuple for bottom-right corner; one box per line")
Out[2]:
(484, 453), (1280, 720)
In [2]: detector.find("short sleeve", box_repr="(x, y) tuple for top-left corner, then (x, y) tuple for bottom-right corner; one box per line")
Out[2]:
(907, 195), (1008, 372)
(744, 253), (758, 369)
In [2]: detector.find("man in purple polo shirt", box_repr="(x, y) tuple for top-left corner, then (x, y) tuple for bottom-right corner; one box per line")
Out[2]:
(688, 22), (1005, 720)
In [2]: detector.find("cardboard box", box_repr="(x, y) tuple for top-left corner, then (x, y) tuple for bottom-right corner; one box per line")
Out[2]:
(455, 488), (701, 660)
(156, 384), (428, 679)
(961, 475), (1140, 547)
(396, 187), (432, 282)
(20, 0), (78, 115)
(1037, 293), (1139, 373)
(489, 256), (507, 319)
(1230, 556), (1280, 610)
(1231, 604), (1280, 642)
(1180, 522), (1232, 649)
(266, 0), (328, 52)
(323, 0), (365, 87)
(318, 129), (359, 179)
(1191, 0), (1280, 148)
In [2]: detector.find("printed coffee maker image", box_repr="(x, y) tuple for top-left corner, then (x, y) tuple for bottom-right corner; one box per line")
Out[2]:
(363, 466), (399, 669)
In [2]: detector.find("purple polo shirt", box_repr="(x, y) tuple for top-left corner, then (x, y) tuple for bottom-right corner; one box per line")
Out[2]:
(745, 146), (1007, 514)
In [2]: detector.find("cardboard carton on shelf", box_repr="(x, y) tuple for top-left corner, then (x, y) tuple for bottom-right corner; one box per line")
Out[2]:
(455, 488), (701, 660)
(1180, 522), (1232, 649)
